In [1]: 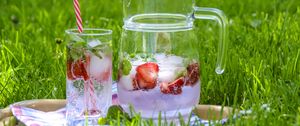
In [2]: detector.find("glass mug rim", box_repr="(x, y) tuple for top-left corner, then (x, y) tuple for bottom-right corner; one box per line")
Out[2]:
(65, 28), (112, 36)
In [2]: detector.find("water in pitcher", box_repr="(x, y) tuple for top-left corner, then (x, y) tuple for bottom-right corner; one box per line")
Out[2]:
(118, 13), (200, 120)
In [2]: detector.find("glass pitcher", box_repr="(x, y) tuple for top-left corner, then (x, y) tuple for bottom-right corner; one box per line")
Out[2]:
(117, 0), (228, 120)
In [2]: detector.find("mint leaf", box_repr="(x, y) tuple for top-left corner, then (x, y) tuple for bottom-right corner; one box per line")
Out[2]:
(91, 48), (103, 59)
(72, 41), (87, 48)
(68, 40), (87, 61)
(106, 105), (131, 120)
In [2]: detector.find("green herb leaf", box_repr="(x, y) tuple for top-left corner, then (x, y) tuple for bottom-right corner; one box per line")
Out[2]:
(69, 47), (84, 61)
(98, 117), (107, 125)
(72, 41), (87, 48)
(91, 48), (103, 59)
(106, 105), (131, 121)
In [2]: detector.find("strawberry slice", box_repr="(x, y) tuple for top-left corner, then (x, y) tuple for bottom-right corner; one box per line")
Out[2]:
(67, 58), (90, 81)
(160, 82), (170, 93)
(73, 59), (89, 81)
(78, 60), (89, 81)
(67, 60), (75, 80)
(135, 62), (159, 90)
(160, 77), (184, 95)
(185, 63), (200, 86)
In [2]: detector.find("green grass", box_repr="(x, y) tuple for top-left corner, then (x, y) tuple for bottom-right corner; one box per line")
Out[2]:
(0, 0), (300, 125)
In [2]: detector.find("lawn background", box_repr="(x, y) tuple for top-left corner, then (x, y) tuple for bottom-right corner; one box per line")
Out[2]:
(0, 0), (300, 125)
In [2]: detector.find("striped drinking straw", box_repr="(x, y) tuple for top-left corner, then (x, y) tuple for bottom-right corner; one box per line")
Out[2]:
(72, 0), (98, 118)
(73, 0), (83, 33)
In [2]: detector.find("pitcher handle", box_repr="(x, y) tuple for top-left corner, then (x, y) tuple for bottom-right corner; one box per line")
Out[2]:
(193, 7), (229, 74)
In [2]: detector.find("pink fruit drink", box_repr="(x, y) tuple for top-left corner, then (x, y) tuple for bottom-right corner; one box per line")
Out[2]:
(118, 53), (200, 119)
(66, 41), (112, 125)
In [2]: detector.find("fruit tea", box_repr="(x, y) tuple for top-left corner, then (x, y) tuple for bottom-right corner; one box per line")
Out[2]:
(65, 29), (112, 126)
(118, 53), (200, 119)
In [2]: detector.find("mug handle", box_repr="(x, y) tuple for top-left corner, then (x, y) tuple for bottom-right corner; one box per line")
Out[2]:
(193, 7), (229, 74)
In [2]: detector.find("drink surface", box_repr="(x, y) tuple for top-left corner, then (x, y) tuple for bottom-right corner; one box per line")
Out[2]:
(118, 53), (200, 119)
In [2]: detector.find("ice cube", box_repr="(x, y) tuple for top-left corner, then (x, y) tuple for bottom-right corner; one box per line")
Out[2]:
(158, 69), (177, 83)
(131, 58), (145, 66)
(88, 39), (102, 48)
(119, 75), (135, 90)
(166, 55), (184, 66)
(89, 52), (111, 80)
(118, 61), (137, 90)
(119, 66), (137, 90)
(155, 53), (167, 62)
(158, 66), (186, 83)
(129, 65), (137, 76)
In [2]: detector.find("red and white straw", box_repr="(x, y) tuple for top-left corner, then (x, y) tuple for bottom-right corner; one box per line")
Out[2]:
(73, 0), (98, 115)
(73, 0), (83, 33)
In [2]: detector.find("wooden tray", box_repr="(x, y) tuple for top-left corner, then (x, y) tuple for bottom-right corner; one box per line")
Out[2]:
(0, 99), (233, 126)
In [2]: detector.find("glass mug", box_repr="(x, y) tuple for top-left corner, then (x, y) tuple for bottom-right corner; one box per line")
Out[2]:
(65, 29), (112, 125)
(117, 0), (228, 121)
